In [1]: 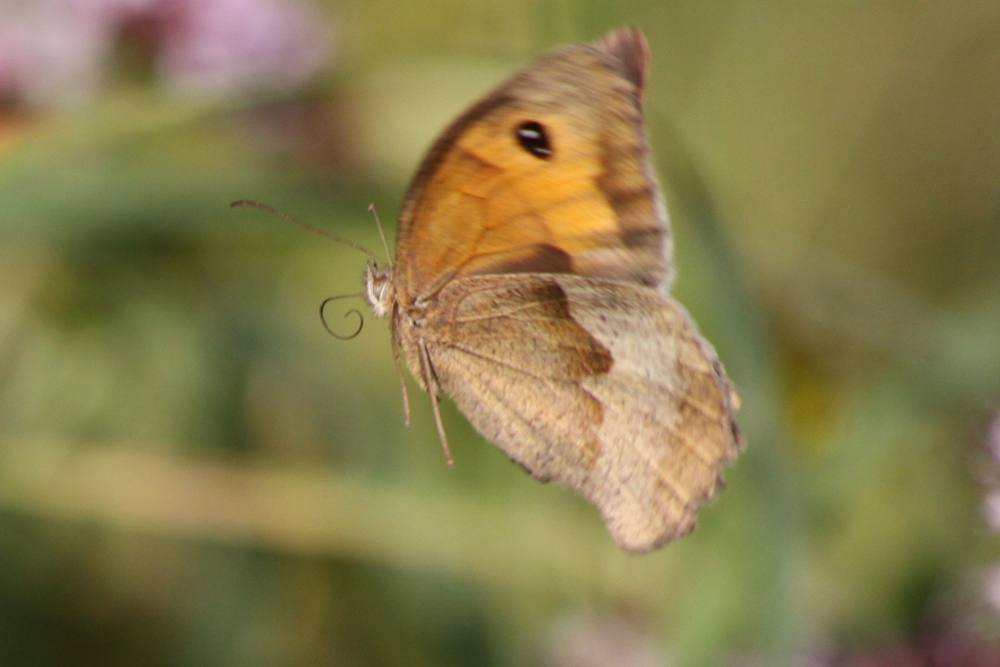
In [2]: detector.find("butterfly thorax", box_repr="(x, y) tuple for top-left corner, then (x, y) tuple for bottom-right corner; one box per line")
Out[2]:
(364, 264), (395, 318)
(364, 264), (428, 396)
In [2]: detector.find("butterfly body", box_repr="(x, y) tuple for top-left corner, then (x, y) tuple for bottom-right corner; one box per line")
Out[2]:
(363, 27), (742, 553)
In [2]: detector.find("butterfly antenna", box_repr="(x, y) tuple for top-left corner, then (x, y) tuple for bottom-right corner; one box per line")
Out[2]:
(368, 203), (392, 265)
(319, 293), (366, 340)
(232, 200), (381, 265)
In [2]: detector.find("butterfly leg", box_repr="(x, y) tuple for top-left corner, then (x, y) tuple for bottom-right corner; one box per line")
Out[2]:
(417, 338), (454, 467)
(389, 314), (412, 429)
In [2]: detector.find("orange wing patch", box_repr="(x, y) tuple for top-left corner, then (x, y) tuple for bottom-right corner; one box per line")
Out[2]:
(410, 111), (622, 279)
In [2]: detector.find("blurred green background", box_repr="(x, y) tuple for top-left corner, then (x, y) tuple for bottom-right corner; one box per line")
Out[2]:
(1, 1), (999, 665)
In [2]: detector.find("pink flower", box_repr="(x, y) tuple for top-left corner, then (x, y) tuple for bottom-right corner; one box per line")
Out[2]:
(989, 414), (1000, 465)
(160, 0), (328, 94)
(0, 0), (330, 106)
(984, 565), (1000, 612)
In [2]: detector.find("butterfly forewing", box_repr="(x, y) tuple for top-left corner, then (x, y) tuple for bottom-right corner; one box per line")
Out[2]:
(393, 29), (672, 301)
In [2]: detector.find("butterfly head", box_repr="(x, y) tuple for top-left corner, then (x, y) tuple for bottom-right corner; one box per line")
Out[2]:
(364, 264), (395, 318)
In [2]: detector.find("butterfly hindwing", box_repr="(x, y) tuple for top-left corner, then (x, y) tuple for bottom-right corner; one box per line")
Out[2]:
(418, 274), (741, 553)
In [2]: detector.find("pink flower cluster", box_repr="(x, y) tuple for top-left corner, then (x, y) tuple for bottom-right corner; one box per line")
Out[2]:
(983, 415), (1000, 611)
(0, 0), (330, 106)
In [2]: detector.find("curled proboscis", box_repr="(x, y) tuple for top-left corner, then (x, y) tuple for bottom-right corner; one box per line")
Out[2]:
(319, 294), (365, 340)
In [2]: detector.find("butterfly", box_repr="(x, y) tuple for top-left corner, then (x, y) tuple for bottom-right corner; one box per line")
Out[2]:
(363, 26), (742, 553)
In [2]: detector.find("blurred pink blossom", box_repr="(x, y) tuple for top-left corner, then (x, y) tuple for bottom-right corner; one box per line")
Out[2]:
(983, 414), (1000, 531)
(0, 0), (330, 106)
(544, 610), (661, 667)
(984, 413), (1000, 615)
(988, 414), (1000, 465)
(157, 0), (329, 94)
(983, 494), (1000, 535)
(801, 625), (1000, 667)
(984, 565), (1000, 613)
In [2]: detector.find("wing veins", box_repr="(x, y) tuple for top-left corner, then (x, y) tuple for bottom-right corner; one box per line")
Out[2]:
(440, 343), (701, 522)
(449, 294), (568, 324)
(435, 338), (603, 382)
(470, 350), (695, 513)
(597, 373), (724, 469)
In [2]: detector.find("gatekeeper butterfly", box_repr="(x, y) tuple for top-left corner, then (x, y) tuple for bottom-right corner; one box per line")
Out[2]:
(363, 27), (740, 553)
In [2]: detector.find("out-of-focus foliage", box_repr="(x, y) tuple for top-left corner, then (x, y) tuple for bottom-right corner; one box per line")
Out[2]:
(0, 1), (998, 666)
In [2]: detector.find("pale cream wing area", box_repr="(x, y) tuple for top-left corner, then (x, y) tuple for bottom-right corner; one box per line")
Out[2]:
(418, 274), (741, 553)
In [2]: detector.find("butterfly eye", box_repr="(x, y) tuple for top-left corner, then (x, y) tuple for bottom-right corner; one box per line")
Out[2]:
(516, 121), (553, 159)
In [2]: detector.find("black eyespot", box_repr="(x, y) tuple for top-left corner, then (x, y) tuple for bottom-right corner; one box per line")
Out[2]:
(516, 121), (553, 159)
